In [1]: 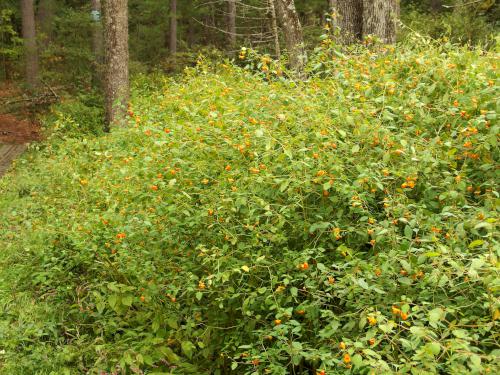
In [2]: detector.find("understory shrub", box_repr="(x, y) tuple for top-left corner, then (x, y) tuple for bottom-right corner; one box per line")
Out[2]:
(0, 41), (498, 374)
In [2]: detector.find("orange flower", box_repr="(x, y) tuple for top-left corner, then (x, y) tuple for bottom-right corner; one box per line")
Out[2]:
(274, 319), (282, 325)
(300, 262), (309, 270)
(369, 338), (376, 345)
(140, 295), (146, 302)
(343, 353), (351, 363)
(339, 341), (346, 350)
(367, 316), (377, 326)
(116, 233), (126, 239)
(401, 312), (409, 320)
(151, 185), (159, 191)
(316, 170), (327, 177)
(225, 165), (231, 171)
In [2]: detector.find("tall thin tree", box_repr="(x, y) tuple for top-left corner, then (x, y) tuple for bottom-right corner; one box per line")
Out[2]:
(227, 0), (236, 48)
(275, 0), (306, 79)
(91, 0), (104, 87)
(169, 0), (177, 55)
(103, 0), (129, 130)
(329, 0), (364, 44)
(36, 0), (55, 49)
(363, 0), (398, 44)
(269, 0), (280, 58)
(20, 0), (39, 89)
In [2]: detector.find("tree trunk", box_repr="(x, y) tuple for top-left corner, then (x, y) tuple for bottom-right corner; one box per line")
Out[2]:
(227, 0), (236, 48)
(21, 0), (39, 89)
(91, 0), (104, 87)
(103, 0), (129, 130)
(330, 0), (363, 44)
(384, 0), (399, 44)
(169, 0), (177, 55)
(275, 0), (306, 79)
(363, 0), (398, 44)
(36, 0), (55, 49)
(268, 0), (280, 58)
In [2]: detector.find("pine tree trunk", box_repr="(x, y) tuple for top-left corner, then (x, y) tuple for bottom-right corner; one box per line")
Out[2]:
(21, 0), (39, 89)
(268, 0), (280, 58)
(169, 0), (177, 55)
(362, 0), (385, 42)
(330, 0), (363, 44)
(227, 0), (236, 48)
(275, 0), (306, 79)
(363, 0), (398, 44)
(91, 0), (104, 87)
(36, 0), (55, 49)
(384, 0), (399, 44)
(103, 0), (129, 130)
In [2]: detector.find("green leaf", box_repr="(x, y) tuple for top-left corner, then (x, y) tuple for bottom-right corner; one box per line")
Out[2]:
(159, 347), (179, 363)
(181, 341), (195, 359)
(122, 295), (133, 307)
(352, 354), (363, 367)
(426, 342), (441, 356)
(428, 308), (443, 325)
(108, 294), (118, 309)
(167, 317), (178, 329)
(468, 240), (484, 249)
(404, 225), (413, 239)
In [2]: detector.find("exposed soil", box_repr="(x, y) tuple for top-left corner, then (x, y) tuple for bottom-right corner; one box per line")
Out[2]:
(0, 144), (27, 177)
(0, 83), (41, 176)
(0, 114), (41, 144)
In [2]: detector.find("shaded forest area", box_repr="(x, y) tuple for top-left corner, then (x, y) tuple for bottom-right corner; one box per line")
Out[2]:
(1, 1), (498, 86)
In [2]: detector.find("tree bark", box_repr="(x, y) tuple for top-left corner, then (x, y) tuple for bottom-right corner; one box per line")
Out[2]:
(268, 0), (280, 58)
(363, 0), (385, 42)
(384, 0), (399, 44)
(91, 0), (104, 87)
(363, 0), (398, 44)
(36, 0), (55, 49)
(169, 0), (177, 55)
(275, 0), (306, 79)
(330, 0), (363, 44)
(227, 0), (236, 48)
(103, 0), (129, 130)
(21, 0), (39, 89)
(363, 0), (400, 44)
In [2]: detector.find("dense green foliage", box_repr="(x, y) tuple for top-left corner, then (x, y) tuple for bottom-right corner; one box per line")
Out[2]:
(1, 38), (498, 374)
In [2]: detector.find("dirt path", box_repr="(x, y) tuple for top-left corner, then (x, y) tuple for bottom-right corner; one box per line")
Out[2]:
(0, 113), (40, 178)
(0, 143), (27, 177)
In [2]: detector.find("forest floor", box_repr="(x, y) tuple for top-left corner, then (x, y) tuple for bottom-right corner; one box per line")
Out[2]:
(0, 84), (41, 177)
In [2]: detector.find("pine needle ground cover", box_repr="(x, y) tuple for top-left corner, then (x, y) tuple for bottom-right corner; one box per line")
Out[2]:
(0, 42), (498, 374)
